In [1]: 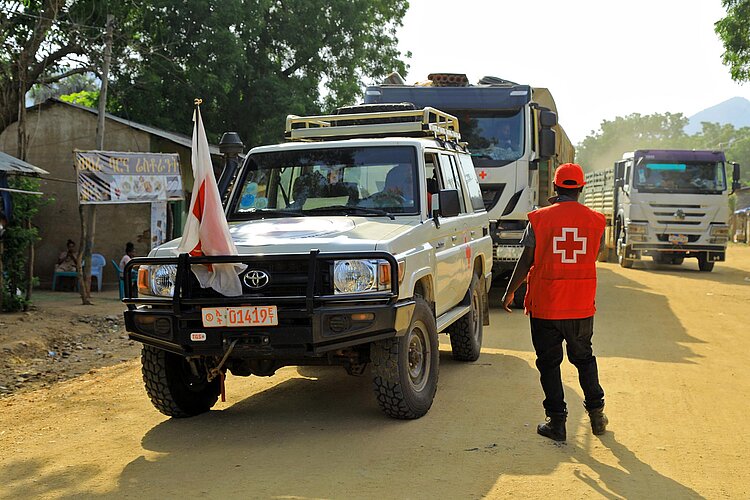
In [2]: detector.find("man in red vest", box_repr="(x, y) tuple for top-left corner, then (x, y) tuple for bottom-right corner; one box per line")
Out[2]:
(502, 163), (608, 442)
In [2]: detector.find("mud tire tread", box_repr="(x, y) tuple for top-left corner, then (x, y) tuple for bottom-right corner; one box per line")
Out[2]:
(371, 298), (438, 419)
(141, 345), (220, 418)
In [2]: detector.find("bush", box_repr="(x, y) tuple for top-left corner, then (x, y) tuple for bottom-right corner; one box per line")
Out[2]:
(1, 176), (48, 312)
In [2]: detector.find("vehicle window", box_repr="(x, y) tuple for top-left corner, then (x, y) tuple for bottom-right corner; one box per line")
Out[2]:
(459, 154), (485, 212)
(453, 109), (524, 164)
(439, 153), (466, 213)
(229, 146), (420, 219)
(634, 161), (727, 193)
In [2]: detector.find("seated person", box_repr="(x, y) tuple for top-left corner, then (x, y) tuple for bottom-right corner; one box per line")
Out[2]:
(361, 164), (416, 210)
(55, 239), (77, 273)
(119, 242), (136, 277)
(291, 170), (326, 207)
(321, 166), (358, 204)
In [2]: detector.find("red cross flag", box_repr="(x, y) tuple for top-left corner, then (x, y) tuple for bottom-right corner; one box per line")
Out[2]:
(177, 103), (246, 296)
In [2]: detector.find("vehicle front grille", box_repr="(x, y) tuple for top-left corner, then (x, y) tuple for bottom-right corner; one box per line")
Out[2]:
(187, 258), (333, 301)
(648, 203), (708, 227)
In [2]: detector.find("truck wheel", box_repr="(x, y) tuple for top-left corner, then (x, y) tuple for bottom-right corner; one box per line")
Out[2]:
(141, 345), (221, 418)
(616, 230), (634, 269)
(447, 273), (483, 361)
(698, 254), (714, 272)
(512, 281), (526, 309)
(371, 297), (439, 419)
(671, 256), (685, 265)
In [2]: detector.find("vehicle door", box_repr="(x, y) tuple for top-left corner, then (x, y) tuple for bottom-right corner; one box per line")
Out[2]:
(457, 153), (490, 279)
(433, 152), (471, 314)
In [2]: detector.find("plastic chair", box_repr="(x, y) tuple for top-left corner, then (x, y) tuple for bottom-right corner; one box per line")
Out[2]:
(90, 253), (105, 292)
(52, 269), (78, 291)
(111, 259), (124, 299)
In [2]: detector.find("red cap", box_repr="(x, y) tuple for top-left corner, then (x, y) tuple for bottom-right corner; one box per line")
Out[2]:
(553, 163), (586, 188)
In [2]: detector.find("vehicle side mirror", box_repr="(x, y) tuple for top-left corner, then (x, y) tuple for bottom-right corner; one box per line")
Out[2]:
(732, 162), (741, 192)
(540, 110), (557, 128)
(437, 189), (460, 218)
(614, 163), (625, 188)
(539, 128), (556, 159)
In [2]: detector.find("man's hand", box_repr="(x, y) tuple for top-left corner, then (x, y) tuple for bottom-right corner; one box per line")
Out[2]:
(501, 291), (514, 313)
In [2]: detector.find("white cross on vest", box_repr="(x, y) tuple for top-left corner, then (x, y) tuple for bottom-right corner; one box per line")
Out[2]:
(553, 227), (587, 263)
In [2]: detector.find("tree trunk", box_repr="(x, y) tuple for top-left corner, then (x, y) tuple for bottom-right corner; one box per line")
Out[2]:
(24, 218), (34, 308)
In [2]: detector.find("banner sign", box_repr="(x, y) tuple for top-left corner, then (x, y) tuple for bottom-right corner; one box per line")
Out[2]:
(75, 150), (184, 204)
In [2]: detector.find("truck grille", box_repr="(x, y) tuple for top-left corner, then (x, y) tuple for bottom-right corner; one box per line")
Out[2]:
(187, 259), (333, 300)
(648, 203), (708, 227)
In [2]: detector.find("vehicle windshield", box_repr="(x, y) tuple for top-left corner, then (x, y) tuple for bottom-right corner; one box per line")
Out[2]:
(634, 161), (727, 193)
(229, 146), (419, 220)
(453, 110), (524, 164)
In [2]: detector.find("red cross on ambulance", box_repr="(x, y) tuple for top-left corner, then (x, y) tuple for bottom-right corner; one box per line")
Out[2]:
(553, 228), (587, 263)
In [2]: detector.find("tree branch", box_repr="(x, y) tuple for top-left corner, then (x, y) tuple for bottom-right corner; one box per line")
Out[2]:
(37, 66), (95, 85)
(28, 45), (85, 82)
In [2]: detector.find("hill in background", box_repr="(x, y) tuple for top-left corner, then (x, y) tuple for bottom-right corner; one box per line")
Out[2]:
(685, 96), (750, 135)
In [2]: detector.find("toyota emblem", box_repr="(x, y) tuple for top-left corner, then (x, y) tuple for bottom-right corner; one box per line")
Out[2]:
(243, 270), (270, 289)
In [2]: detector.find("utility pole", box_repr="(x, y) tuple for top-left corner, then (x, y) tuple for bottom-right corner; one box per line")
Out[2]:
(78, 14), (113, 305)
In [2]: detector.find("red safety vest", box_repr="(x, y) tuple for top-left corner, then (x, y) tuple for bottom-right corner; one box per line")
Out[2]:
(525, 201), (606, 320)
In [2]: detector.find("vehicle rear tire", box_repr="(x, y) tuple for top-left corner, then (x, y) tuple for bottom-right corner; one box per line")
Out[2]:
(141, 345), (221, 418)
(698, 254), (714, 272)
(371, 297), (439, 419)
(447, 274), (483, 361)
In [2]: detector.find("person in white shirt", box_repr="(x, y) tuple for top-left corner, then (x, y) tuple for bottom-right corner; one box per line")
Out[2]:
(119, 242), (135, 276)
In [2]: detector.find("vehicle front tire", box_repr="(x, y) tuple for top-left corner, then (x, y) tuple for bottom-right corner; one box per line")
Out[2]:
(616, 228), (634, 269)
(371, 297), (439, 419)
(698, 254), (714, 272)
(141, 345), (221, 418)
(447, 273), (483, 361)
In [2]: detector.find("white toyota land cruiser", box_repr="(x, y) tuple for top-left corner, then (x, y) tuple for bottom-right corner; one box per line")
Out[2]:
(123, 104), (493, 419)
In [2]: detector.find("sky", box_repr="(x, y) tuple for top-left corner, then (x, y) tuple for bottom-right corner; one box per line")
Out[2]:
(393, 0), (750, 145)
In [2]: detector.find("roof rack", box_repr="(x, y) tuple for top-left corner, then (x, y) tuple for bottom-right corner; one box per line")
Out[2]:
(285, 107), (461, 142)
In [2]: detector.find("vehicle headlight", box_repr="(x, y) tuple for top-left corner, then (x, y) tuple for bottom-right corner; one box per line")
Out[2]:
(333, 259), (395, 294)
(710, 224), (729, 237)
(627, 222), (648, 235)
(138, 264), (177, 297)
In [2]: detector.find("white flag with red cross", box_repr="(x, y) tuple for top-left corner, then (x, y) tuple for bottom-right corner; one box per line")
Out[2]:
(177, 102), (246, 296)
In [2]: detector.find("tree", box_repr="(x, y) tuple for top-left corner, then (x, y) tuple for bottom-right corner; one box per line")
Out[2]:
(576, 112), (691, 171)
(110, 0), (410, 147)
(0, 1), (111, 137)
(716, 0), (750, 82)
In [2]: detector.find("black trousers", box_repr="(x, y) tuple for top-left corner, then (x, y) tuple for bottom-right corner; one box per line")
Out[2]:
(530, 316), (604, 414)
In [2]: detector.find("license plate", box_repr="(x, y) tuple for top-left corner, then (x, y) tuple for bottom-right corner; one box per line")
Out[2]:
(668, 234), (688, 245)
(201, 306), (278, 328)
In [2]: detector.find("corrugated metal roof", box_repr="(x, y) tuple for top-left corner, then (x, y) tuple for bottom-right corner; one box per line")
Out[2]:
(0, 151), (49, 175)
(46, 98), (220, 155)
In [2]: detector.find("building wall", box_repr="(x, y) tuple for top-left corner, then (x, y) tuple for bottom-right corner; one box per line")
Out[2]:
(0, 102), (191, 287)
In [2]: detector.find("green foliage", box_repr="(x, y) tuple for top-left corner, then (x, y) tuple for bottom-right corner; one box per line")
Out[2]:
(109, 0), (410, 147)
(59, 89), (100, 108)
(29, 73), (98, 104)
(576, 112), (691, 171)
(716, 0), (750, 82)
(1, 176), (48, 312)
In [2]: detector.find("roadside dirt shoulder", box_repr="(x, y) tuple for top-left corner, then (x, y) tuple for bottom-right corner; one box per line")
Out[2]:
(0, 291), (138, 397)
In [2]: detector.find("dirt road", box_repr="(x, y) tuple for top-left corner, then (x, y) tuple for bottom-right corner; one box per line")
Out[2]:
(2, 246), (749, 499)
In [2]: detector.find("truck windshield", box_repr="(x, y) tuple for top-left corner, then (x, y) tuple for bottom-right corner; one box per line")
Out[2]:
(228, 146), (419, 220)
(634, 161), (727, 193)
(453, 110), (524, 164)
